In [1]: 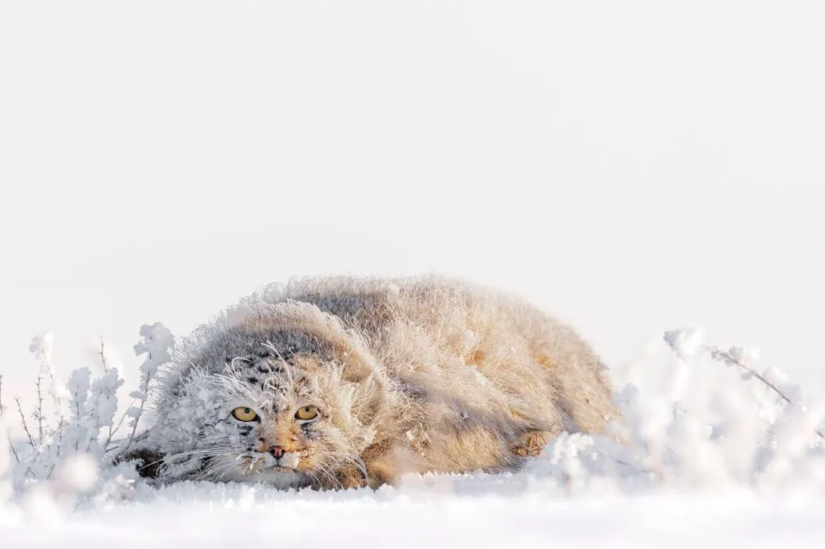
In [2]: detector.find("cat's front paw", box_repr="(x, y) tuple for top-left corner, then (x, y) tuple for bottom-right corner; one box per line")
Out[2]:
(117, 448), (166, 479)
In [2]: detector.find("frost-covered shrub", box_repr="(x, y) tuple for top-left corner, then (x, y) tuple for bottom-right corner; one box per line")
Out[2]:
(528, 328), (825, 495)
(0, 324), (175, 507)
(123, 322), (175, 456)
(1, 417), (12, 505)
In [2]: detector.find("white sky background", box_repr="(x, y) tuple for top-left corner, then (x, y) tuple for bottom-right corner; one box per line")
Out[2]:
(1, 1), (823, 409)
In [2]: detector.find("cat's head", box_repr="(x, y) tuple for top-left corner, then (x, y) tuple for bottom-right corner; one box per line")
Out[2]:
(149, 302), (388, 489)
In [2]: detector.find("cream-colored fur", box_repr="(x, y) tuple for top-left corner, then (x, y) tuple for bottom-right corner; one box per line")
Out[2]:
(131, 275), (617, 489)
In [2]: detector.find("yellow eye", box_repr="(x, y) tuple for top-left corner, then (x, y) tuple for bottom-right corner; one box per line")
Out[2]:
(231, 407), (259, 422)
(295, 405), (319, 421)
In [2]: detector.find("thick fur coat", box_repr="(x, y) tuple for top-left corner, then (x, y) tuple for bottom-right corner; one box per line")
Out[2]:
(125, 275), (618, 489)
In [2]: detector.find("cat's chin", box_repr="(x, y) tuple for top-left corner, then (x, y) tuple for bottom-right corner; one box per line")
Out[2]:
(206, 455), (310, 489)
(243, 468), (309, 489)
(218, 466), (309, 488)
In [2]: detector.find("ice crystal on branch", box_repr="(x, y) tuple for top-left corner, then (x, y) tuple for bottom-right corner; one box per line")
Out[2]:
(663, 327), (704, 361)
(125, 323), (175, 453)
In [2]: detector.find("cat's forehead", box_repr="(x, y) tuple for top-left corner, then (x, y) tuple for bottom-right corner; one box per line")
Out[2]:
(224, 351), (321, 394)
(219, 360), (325, 416)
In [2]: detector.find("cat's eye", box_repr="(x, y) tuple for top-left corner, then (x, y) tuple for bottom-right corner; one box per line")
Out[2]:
(295, 405), (319, 421)
(231, 407), (259, 422)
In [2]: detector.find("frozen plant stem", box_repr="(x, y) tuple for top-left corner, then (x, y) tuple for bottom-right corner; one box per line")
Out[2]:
(15, 397), (43, 478)
(123, 371), (152, 455)
(708, 346), (789, 403)
(0, 375), (19, 463)
(8, 436), (20, 464)
(14, 397), (36, 448)
(99, 337), (109, 373)
(706, 345), (825, 439)
(35, 376), (44, 440)
(98, 339), (116, 446)
(102, 398), (137, 454)
(125, 322), (175, 455)
(35, 342), (66, 479)
(40, 348), (64, 418)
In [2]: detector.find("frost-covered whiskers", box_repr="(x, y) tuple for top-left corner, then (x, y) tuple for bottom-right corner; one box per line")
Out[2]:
(145, 347), (373, 489)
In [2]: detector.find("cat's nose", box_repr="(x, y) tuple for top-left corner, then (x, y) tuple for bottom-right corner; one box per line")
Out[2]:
(269, 445), (286, 459)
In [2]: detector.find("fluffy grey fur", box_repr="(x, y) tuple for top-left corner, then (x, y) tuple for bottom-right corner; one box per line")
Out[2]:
(125, 275), (618, 490)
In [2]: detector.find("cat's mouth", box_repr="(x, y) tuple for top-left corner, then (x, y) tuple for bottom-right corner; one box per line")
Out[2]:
(238, 451), (308, 474)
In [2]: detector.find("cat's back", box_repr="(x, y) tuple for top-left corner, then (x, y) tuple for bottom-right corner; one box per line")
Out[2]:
(278, 274), (520, 337)
(278, 275), (616, 437)
(278, 274), (586, 351)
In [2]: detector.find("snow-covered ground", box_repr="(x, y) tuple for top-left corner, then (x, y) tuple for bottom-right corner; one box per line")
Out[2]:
(6, 481), (825, 549)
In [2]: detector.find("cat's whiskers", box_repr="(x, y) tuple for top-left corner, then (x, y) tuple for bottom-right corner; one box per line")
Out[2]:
(133, 447), (236, 474)
(302, 448), (368, 487)
(318, 449), (366, 473)
(201, 454), (253, 480)
(308, 463), (344, 490)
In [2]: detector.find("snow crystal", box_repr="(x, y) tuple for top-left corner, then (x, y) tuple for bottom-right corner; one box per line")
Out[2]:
(127, 322), (175, 439)
(728, 345), (761, 365)
(663, 327), (704, 360)
(66, 368), (91, 420)
(87, 369), (124, 429)
(28, 332), (54, 364)
(132, 323), (175, 384)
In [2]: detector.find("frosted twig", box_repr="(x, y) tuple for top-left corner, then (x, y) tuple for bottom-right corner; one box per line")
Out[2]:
(99, 337), (109, 373)
(123, 372), (152, 455)
(705, 345), (824, 440)
(125, 323), (174, 455)
(14, 397), (36, 448)
(103, 398), (138, 454)
(41, 349), (63, 412)
(29, 335), (65, 431)
(97, 339), (117, 446)
(44, 419), (69, 481)
(32, 336), (67, 479)
(0, 376), (17, 463)
(45, 418), (66, 480)
(8, 436), (20, 464)
(707, 346), (788, 402)
(35, 376), (44, 440)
